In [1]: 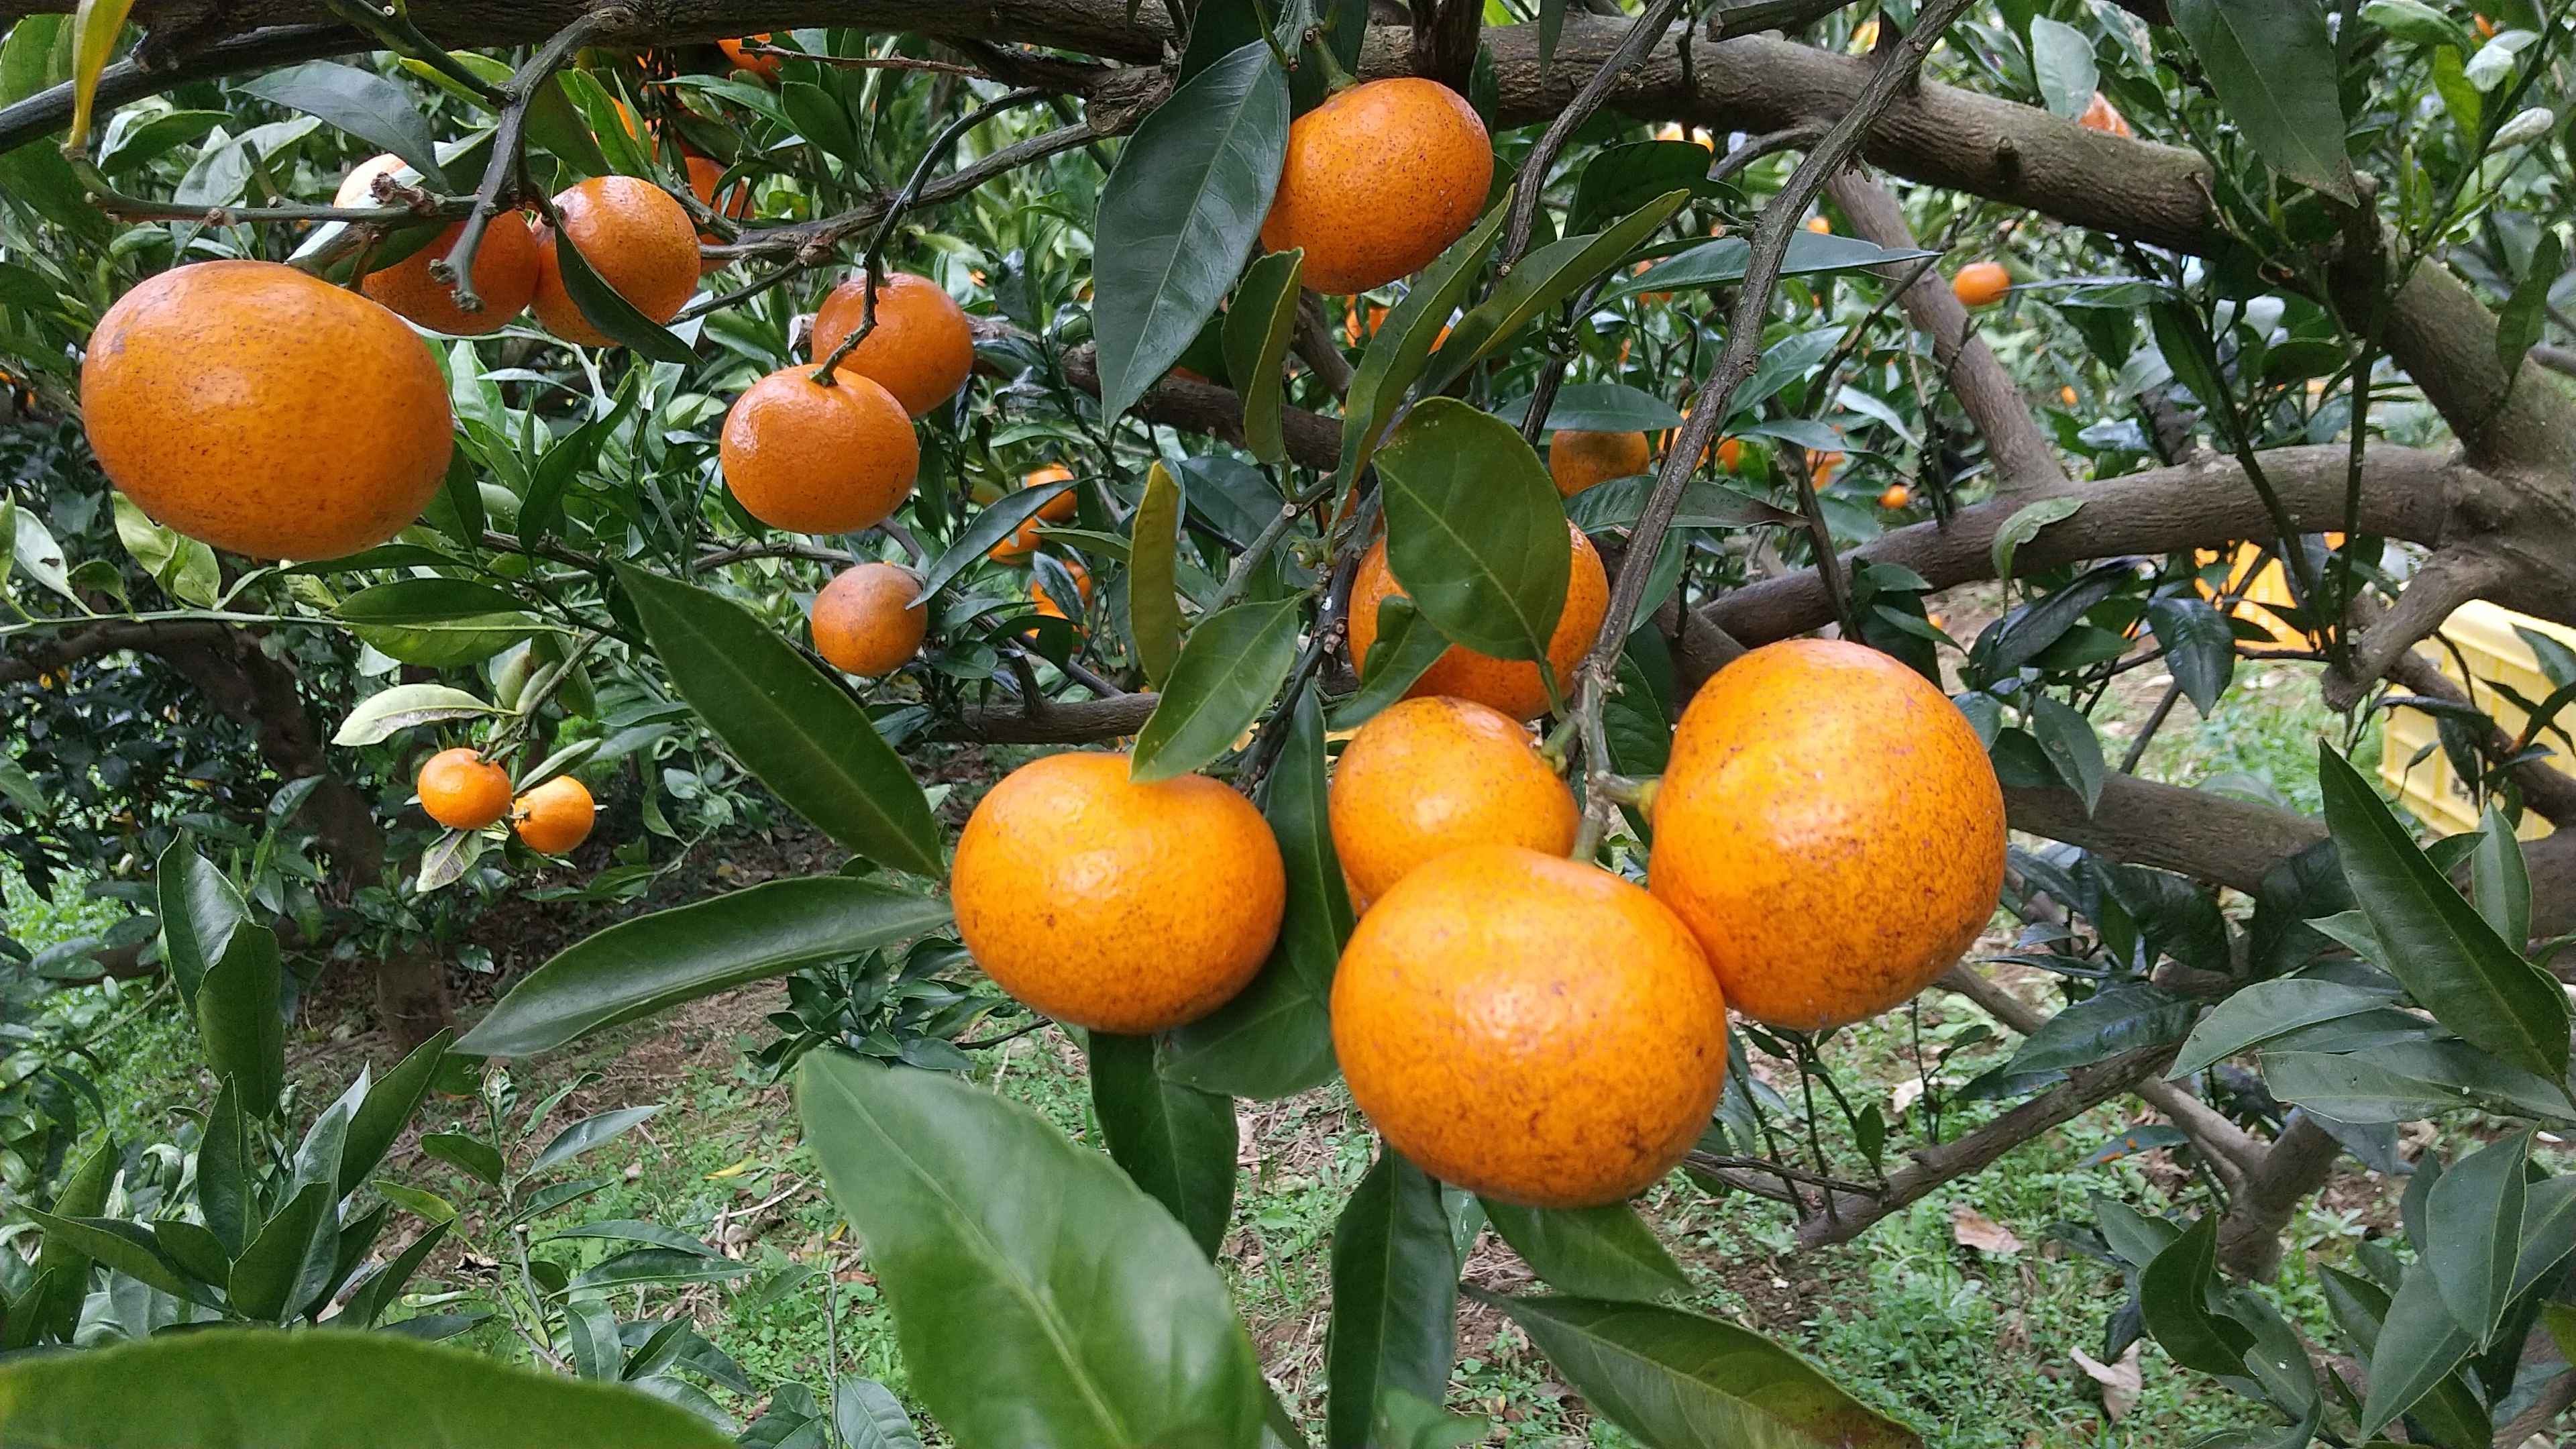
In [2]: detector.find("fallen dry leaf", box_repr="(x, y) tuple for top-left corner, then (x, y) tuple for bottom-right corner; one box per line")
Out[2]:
(2070, 1342), (2143, 1422)
(1949, 1205), (2023, 1255)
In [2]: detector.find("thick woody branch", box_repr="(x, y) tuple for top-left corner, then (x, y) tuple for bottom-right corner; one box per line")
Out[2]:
(2003, 772), (2325, 897)
(2322, 544), (2507, 713)
(1057, 343), (1342, 470)
(2214, 1111), (2340, 1280)
(933, 690), (1152, 744)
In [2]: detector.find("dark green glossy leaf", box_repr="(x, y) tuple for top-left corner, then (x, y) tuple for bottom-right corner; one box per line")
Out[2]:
(1328, 596), (1452, 732)
(156, 837), (245, 1014)
(2169, 0), (2357, 203)
(26, 1212), (199, 1302)
(1495, 382), (1684, 433)
(2261, 1040), (2572, 1122)
(568, 1248), (751, 1291)
(1128, 462), (1183, 690)
(1377, 398), (1568, 665)
(912, 477), (1077, 602)
(2471, 805), (2531, 949)
(228, 1181), (329, 1322)
(2145, 595), (2235, 716)
(1569, 144), (1725, 234)
(531, 1106), (663, 1175)
(337, 578), (527, 625)
(196, 924), (283, 1117)
(2003, 985), (2192, 1077)
(154, 1219), (231, 1287)
(0, 1327), (739, 1448)
(1562, 476), (1798, 533)
(1336, 205), (1508, 488)
(459, 877), (951, 1057)
(1481, 1199), (1689, 1302)
(2424, 1130), (2528, 1346)
(420, 1132), (504, 1188)
(1418, 191), (1685, 396)
(339, 1220), (452, 1329)
(341, 1028), (451, 1195)
(2138, 1215), (2253, 1377)
(834, 1379), (924, 1449)
(2318, 1264), (2489, 1448)
(239, 62), (449, 189)
(200, 1079), (252, 1254)
(352, 616), (539, 669)
(1093, 42), (1289, 419)
(1617, 230), (1937, 298)
(2167, 979), (2398, 1077)
(1328, 1148), (1458, 1449)
(1224, 248), (1303, 464)
(551, 226), (696, 363)
(2029, 694), (2104, 816)
(618, 567), (941, 875)
(797, 1053), (1267, 1449)
(2359, 1258), (2477, 1436)
(1129, 598), (1302, 784)
(1089, 1032), (1238, 1258)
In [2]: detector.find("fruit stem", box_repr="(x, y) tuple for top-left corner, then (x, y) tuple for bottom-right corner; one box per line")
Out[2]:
(435, 8), (623, 308)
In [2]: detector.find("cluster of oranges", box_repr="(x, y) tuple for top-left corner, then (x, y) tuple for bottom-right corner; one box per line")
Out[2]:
(415, 747), (595, 855)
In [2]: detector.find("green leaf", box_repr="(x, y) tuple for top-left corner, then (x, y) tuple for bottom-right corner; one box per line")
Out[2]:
(2029, 694), (2105, 816)
(2145, 596), (2235, 716)
(2168, 979), (2398, 1077)
(2424, 1130), (2529, 1345)
(835, 1378), (925, 1449)
(1161, 686), (1352, 1097)
(1223, 248), (1304, 464)
(1128, 462), (1183, 690)
(341, 1028), (451, 1195)
(337, 578), (527, 625)
(2471, 805), (2532, 947)
(910, 476), (1077, 602)
(1336, 205), (1509, 488)
(1567, 144), (1724, 234)
(66, 0), (136, 146)
(197, 924), (283, 1117)
(618, 566), (942, 876)
(1495, 382), (1684, 433)
(2260, 1040), (2572, 1122)
(541, 1219), (716, 1258)
(2363, 0), (2473, 51)
(25, 1212), (199, 1302)
(568, 1247), (751, 1292)
(239, 62), (449, 189)
(1089, 1033), (1238, 1258)
(1128, 598), (1302, 784)
(458, 877), (950, 1057)
(798, 1053), (1267, 1449)
(1562, 476), (1796, 533)
(419, 1131), (504, 1188)
(2316, 745), (2569, 1081)
(550, 225), (696, 362)
(1481, 1199), (1690, 1303)
(1328, 1148), (1458, 1449)
(2169, 0), (2357, 203)
(2497, 229), (2563, 382)
(354, 616), (539, 669)
(1474, 1293), (1921, 1448)
(199, 1081), (252, 1253)
(156, 837), (246, 1014)
(0, 1327), (738, 1448)
(1092, 42), (1289, 420)
(1328, 596), (1452, 732)
(531, 1105), (663, 1175)
(228, 1181), (329, 1322)
(1376, 399), (1569, 665)
(2359, 1258), (2478, 1435)
(333, 683), (502, 747)
(340, 1219), (453, 1328)
(2027, 17), (2098, 119)
(1616, 230), (1937, 298)
(112, 494), (219, 606)
(1989, 496), (2084, 580)
(1418, 191), (1685, 397)
(2139, 1215), (2255, 1378)
(2004, 985), (2192, 1076)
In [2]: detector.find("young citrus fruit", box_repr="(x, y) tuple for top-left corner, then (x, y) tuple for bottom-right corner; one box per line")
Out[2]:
(987, 464), (1077, 564)
(417, 747), (513, 829)
(1715, 436), (1744, 473)
(812, 270), (975, 417)
(513, 773), (596, 855)
(531, 176), (701, 347)
(1950, 261), (2011, 308)
(335, 156), (540, 336)
(80, 260), (453, 561)
(952, 751), (1286, 1033)
(684, 155), (754, 273)
(1332, 845), (1727, 1208)
(1260, 78), (1493, 294)
(1032, 559), (1091, 621)
(1805, 215), (1833, 234)
(1328, 696), (1577, 906)
(1548, 430), (1652, 498)
(811, 562), (927, 676)
(1878, 484), (1911, 511)
(1344, 521), (1608, 722)
(2078, 91), (2133, 138)
(719, 36), (780, 81)
(1650, 638), (2004, 1030)
(720, 368), (918, 533)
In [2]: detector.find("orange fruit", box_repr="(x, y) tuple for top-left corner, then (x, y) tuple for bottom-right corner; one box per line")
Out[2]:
(1805, 216), (1833, 234)
(513, 773), (596, 855)
(1878, 484), (1911, 511)
(1548, 430), (1652, 498)
(720, 368), (918, 534)
(812, 270), (975, 417)
(1328, 696), (1577, 906)
(987, 464), (1078, 564)
(1650, 639), (2004, 1030)
(338, 159), (539, 335)
(417, 747), (512, 829)
(1951, 261), (2011, 308)
(80, 260), (453, 560)
(1345, 522), (1607, 722)
(1714, 436), (1743, 473)
(530, 176), (700, 347)
(1260, 78), (1493, 294)
(1332, 845), (1727, 1208)
(2078, 91), (2133, 138)
(684, 154), (753, 274)
(1032, 559), (1091, 621)
(1810, 450), (1847, 485)
(2060, 384), (2080, 407)
(811, 561), (927, 676)
(719, 36), (780, 81)
(952, 751), (1286, 1033)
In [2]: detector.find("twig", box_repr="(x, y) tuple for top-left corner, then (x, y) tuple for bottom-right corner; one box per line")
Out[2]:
(1496, 0), (1690, 272)
(739, 44), (981, 76)
(440, 9), (633, 311)
(708, 122), (1094, 268)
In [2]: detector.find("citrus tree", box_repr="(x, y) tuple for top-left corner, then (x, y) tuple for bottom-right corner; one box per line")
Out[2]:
(5, 0), (2576, 1445)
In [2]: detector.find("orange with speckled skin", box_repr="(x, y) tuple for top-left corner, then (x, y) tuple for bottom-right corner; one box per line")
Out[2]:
(1344, 522), (1607, 722)
(1329, 696), (1576, 906)
(1547, 430), (1651, 498)
(720, 367), (918, 533)
(953, 752), (1285, 1033)
(336, 156), (539, 335)
(1332, 845), (1727, 1208)
(1650, 638), (2004, 1030)
(810, 563), (926, 676)
(812, 271), (975, 417)
(417, 748), (512, 829)
(989, 464), (1077, 563)
(531, 176), (701, 347)
(1260, 78), (1494, 294)
(1950, 261), (2011, 309)
(719, 36), (780, 81)
(513, 774), (595, 855)
(80, 260), (453, 561)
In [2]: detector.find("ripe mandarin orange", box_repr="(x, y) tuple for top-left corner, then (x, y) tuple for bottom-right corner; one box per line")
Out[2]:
(513, 773), (596, 855)
(1878, 484), (1911, 510)
(81, 260), (453, 560)
(1715, 436), (1744, 473)
(1260, 78), (1493, 294)
(2061, 384), (2080, 407)
(952, 751), (1285, 1033)
(531, 176), (701, 347)
(812, 271), (975, 417)
(338, 156), (540, 336)
(719, 36), (780, 81)
(1805, 215), (1833, 234)
(1032, 559), (1091, 621)
(811, 562), (927, 676)
(1548, 430), (1652, 498)
(417, 747), (513, 829)
(684, 155), (753, 274)
(1328, 696), (1577, 906)
(1811, 449), (1847, 485)
(988, 463), (1078, 564)
(1650, 639), (2004, 1030)
(1951, 261), (2011, 308)
(2078, 91), (2133, 138)
(1344, 521), (1607, 722)
(1332, 845), (1727, 1208)
(720, 368), (918, 533)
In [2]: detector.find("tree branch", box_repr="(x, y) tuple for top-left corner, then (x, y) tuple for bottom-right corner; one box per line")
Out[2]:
(2003, 772), (2325, 897)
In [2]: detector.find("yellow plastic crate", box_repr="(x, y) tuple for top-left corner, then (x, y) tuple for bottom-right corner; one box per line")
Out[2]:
(2196, 541), (2326, 649)
(2379, 600), (2576, 839)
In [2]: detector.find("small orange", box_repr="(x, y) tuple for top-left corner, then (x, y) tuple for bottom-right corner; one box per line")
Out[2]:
(811, 562), (927, 676)
(531, 176), (700, 347)
(339, 158), (539, 335)
(1331, 845), (1727, 1208)
(80, 260), (453, 560)
(1805, 216), (1833, 234)
(1715, 437), (1744, 473)
(2060, 384), (2080, 407)
(513, 773), (596, 855)
(1344, 522), (1608, 722)
(1878, 484), (1911, 511)
(812, 271), (975, 417)
(1344, 299), (1391, 348)
(1548, 430), (1652, 498)
(1261, 78), (1494, 294)
(1810, 449), (1847, 485)
(2078, 91), (2133, 138)
(988, 464), (1078, 564)
(1032, 559), (1092, 621)
(720, 368), (918, 533)
(684, 154), (753, 274)
(952, 751), (1286, 1033)
(1328, 696), (1577, 906)
(417, 747), (512, 829)
(1650, 639), (2004, 1030)
(1951, 261), (2012, 309)
(719, 36), (781, 82)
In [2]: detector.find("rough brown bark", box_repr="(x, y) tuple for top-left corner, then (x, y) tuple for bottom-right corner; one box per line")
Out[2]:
(2212, 1111), (2341, 1281)
(2003, 773), (2327, 897)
